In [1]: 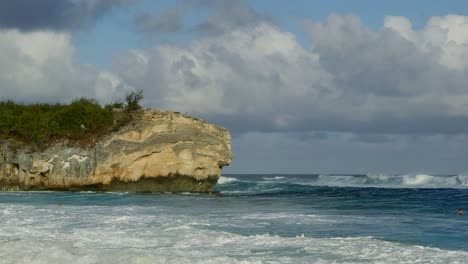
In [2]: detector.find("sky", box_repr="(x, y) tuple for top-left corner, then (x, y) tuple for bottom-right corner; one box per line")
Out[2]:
(2, 0), (468, 174)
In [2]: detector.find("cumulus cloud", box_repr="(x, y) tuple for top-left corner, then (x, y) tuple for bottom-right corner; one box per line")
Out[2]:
(5, 10), (468, 172)
(0, 29), (130, 104)
(0, 0), (136, 31)
(5, 10), (468, 137)
(115, 14), (468, 135)
(114, 23), (333, 130)
(301, 15), (468, 132)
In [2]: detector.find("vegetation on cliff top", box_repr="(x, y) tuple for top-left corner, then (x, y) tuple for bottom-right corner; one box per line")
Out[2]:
(0, 90), (143, 149)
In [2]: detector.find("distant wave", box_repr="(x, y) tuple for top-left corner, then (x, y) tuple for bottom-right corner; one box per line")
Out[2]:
(217, 176), (239, 184)
(313, 174), (468, 189)
(216, 174), (468, 194)
(262, 176), (286, 181)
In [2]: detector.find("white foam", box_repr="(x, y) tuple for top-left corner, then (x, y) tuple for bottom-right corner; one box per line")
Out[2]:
(1, 226), (466, 263)
(217, 176), (238, 184)
(240, 212), (341, 223)
(217, 174), (468, 190)
(263, 176), (286, 180)
(401, 174), (468, 188)
(1, 202), (467, 264)
(307, 174), (468, 189)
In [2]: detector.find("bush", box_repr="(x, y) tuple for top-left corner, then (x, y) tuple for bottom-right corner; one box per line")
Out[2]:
(0, 90), (146, 149)
(110, 101), (124, 109)
(0, 98), (114, 148)
(125, 89), (143, 111)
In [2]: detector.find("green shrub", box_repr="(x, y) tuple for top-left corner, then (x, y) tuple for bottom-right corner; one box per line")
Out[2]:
(0, 91), (145, 149)
(0, 98), (114, 148)
(125, 89), (143, 111)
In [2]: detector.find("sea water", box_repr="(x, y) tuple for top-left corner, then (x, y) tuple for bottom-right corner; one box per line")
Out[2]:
(0, 174), (467, 264)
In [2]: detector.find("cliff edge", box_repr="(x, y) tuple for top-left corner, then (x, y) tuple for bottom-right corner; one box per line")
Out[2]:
(0, 110), (232, 193)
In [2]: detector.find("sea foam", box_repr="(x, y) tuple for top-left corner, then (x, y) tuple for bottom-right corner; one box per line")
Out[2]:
(1, 177), (467, 264)
(217, 176), (238, 184)
(1, 223), (466, 264)
(312, 174), (468, 189)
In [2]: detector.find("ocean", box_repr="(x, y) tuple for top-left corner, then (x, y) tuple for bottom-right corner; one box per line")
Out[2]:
(0, 174), (467, 263)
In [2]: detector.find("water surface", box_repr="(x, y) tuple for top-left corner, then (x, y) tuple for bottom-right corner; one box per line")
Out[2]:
(1, 174), (467, 263)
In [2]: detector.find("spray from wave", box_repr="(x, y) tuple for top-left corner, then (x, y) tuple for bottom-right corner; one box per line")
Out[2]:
(313, 174), (468, 188)
(262, 176), (286, 181)
(217, 176), (238, 184)
(217, 174), (468, 193)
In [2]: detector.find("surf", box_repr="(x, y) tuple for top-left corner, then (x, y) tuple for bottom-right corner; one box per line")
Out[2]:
(217, 174), (468, 192)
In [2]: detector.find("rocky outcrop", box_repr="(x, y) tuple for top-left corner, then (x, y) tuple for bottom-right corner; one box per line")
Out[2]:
(0, 110), (232, 193)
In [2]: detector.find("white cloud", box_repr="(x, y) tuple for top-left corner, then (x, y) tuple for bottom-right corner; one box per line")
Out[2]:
(5, 14), (468, 136)
(4, 12), (468, 173)
(0, 29), (129, 104)
(384, 15), (468, 70)
(303, 14), (468, 130)
(114, 23), (335, 124)
(114, 15), (468, 134)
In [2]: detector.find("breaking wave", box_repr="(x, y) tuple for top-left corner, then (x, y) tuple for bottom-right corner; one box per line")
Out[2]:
(313, 173), (468, 189)
(217, 176), (238, 184)
(262, 176), (286, 181)
(216, 174), (468, 194)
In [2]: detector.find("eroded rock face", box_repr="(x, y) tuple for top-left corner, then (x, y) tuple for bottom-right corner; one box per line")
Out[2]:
(0, 110), (232, 192)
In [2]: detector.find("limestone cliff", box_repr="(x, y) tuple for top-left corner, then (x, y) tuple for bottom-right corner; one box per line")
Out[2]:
(0, 110), (232, 192)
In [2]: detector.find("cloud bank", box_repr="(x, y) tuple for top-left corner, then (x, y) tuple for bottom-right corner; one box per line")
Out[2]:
(3, 5), (468, 172)
(116, 14), (468, 135)
(4, 12), (468, 135)
(3, 11), (468, 136)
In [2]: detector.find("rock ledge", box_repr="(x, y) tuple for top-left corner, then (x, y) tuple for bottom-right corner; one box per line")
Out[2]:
(0, 110), (232, 193)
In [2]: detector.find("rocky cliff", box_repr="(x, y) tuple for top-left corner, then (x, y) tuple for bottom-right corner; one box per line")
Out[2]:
(0, 110), (232, 193)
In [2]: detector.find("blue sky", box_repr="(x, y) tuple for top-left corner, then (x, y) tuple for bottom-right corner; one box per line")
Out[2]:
(3, 0), (468, 174)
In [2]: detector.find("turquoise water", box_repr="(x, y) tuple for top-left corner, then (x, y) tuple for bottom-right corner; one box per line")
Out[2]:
(0, 174), (467, 263)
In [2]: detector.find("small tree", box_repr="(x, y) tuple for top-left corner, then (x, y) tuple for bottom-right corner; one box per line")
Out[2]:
(125, 89), (143, 111)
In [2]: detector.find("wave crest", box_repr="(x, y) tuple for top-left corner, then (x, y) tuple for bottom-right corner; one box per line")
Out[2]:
(217, 176), (239, 184)
(315, 174), (468, 189)
(216, 174), (468, 192)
